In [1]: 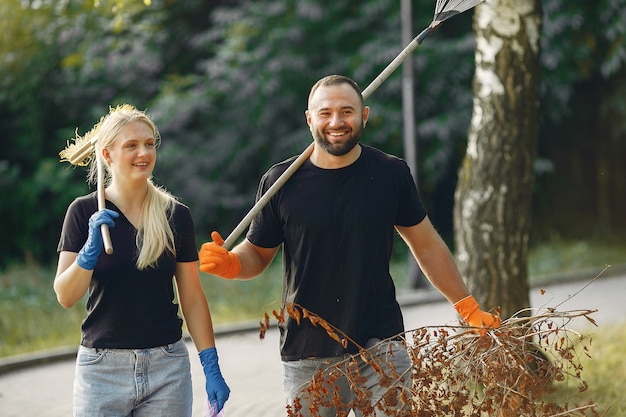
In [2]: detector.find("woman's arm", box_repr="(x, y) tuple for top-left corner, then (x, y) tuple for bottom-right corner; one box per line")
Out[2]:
(176, 260), (231, 410)
(53, 251), (92, 308)
(175, 261), (216, 350)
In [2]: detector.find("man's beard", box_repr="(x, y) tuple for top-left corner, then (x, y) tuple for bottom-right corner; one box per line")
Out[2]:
(312, 124), (363, 157)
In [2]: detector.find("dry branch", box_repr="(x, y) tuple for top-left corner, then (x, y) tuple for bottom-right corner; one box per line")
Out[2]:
(259, 272), (611, 416)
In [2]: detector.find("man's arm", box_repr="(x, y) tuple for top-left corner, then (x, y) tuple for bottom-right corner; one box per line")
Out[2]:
(396, 216), (500, 331)
(231, 239), (279, 279)
(396, 216), (469, 304)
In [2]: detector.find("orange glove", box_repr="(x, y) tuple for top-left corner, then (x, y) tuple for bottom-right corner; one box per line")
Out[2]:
(454, 295), (501, 334)
(199, 231), (241, 279)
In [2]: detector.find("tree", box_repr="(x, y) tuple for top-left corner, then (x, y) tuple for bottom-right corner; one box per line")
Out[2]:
(453, 1), (542, 318)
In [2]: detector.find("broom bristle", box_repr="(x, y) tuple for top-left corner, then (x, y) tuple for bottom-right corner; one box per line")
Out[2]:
(59, 130), (95, 167)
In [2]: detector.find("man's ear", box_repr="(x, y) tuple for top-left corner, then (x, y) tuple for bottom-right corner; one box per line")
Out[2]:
(362, 105), (370, 128)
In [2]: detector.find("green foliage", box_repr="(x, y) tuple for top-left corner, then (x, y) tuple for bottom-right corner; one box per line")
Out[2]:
(0, 0), (195, 265)
(200, 257), (284, 324)
(541, 0), (626, 120)
(151, 0), (478, 242)
(1, 0), (626, 266)
(153, 0), (406, 239)
(535, 0), (626, 241)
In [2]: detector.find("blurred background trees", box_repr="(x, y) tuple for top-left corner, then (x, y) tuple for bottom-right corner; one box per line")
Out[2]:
(1, 0), (625, 275)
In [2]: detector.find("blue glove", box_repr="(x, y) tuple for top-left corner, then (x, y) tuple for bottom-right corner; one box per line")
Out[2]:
(198, 347), (230, 412)
(76, 209), (119, 270)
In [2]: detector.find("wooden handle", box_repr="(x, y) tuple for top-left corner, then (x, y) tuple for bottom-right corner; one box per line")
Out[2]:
(101, 224), (113, 255)
(96, 153), (113, 255)
(223, 142), (314, 249)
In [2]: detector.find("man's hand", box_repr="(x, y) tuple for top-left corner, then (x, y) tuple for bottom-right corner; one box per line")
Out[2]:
(454, 295), (501, 335)
(199, 231), (241, 279)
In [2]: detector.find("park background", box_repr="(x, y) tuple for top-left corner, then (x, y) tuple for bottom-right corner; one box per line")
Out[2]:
(1, 0), (626, 357)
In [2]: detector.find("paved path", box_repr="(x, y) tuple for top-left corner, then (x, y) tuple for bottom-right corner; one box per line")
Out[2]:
(1, 273), (624, 417)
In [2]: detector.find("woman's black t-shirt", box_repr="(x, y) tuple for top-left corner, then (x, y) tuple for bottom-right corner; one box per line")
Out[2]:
(57, 193), (198, 349)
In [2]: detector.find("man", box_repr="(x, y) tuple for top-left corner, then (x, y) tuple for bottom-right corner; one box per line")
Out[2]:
(199, 74), (499, 416)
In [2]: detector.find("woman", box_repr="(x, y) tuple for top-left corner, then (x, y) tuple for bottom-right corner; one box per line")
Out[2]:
(54, 104), (229, 417)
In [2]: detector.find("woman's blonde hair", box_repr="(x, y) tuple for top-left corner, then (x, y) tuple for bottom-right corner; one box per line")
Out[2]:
(85, 104), (177, 270)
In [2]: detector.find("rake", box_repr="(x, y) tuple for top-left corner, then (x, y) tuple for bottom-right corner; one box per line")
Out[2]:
(221, 0), (484, 249)
(59, 129), (114, 255)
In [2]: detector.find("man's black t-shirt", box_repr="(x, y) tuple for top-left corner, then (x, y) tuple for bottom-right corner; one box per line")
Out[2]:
(247, 145), (427, 361)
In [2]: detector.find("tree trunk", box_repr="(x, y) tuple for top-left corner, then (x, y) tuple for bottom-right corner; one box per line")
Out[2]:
(453, 1), (541, 319)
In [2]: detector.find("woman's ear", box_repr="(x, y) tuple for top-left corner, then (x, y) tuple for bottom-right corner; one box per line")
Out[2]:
(102, 148), (112, 164)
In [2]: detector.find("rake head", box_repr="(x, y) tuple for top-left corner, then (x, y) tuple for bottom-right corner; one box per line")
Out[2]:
(433, 0), (485, 25)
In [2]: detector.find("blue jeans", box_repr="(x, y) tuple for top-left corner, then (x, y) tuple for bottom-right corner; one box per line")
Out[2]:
(282, 339), (412, 417)
(73, 339), (192, 417)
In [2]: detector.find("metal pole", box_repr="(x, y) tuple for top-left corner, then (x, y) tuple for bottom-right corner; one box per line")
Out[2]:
(402, 0), (426, 289)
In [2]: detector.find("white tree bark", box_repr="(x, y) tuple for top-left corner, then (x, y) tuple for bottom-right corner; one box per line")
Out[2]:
(453, 0), (541, 318)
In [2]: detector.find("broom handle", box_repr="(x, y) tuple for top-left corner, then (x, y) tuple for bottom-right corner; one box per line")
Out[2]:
(222, 25), (437, 250)
(97, 155), (114, 255)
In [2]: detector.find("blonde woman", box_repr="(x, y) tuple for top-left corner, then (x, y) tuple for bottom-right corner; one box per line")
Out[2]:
(54, 104), (229, 417)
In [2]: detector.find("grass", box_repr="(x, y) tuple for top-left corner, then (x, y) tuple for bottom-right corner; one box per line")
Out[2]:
(2, 237), (624, 357)
(1, 238), (624, 414)
(528, 236), (626, 286)
(542, 321), (626, 416)
(0, 265), (86, 356)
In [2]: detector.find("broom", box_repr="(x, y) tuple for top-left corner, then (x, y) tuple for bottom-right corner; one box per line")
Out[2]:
(59, 129), (114, 255)
(221, 0), (485, 249)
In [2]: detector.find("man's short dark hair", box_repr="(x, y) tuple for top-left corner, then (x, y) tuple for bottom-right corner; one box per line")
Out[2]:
(308, 75), (364, 108)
